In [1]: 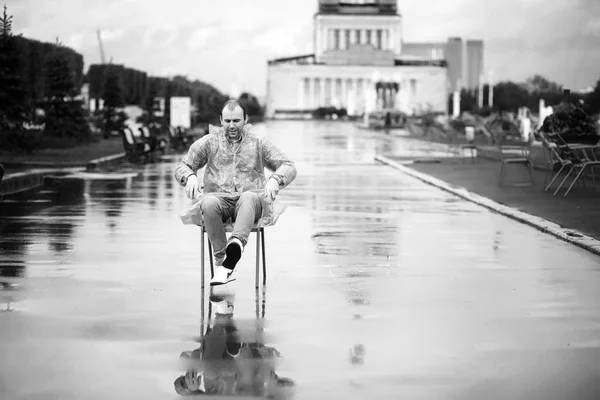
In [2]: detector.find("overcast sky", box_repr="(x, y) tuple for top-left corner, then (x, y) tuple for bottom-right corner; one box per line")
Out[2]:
(6, 0), (600, 97)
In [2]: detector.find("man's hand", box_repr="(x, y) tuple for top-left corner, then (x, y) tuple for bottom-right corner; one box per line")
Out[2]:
(185, 175), (201, 199)
(264, 178), (279, 202)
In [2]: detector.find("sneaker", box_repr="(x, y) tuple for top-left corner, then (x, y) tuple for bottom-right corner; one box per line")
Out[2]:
(210, 266), (236, 286)
(222, 237), (244, 270)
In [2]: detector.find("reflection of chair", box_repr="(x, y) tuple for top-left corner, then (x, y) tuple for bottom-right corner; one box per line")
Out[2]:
(0, 163), (4, 202)
(200, 223), (268, 288)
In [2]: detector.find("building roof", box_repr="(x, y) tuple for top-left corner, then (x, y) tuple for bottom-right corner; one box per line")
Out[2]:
(268, 53), (447, 68)
(317, 0), (398, 15)
(267, 54), (321, 66)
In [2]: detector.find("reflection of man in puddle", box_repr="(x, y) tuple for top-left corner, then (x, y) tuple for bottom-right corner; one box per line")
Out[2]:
(174, 99), (297, 286)
(174, 292), (295, 397)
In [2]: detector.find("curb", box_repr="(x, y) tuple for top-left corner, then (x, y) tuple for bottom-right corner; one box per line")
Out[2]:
(86, 152), (127, 171)
(375, 154), (600, 257)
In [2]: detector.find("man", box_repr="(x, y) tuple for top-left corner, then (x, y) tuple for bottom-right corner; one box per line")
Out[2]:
(174, 99), (296, 286)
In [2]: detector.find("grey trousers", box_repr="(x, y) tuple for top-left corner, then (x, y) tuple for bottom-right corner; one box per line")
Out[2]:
(201, 191), (263, 265)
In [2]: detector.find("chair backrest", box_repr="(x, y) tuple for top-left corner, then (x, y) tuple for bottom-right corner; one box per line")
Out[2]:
(538, 131), (567, 164)
(122, 127), (136, 146)
(140, 126), (151, 139)
(547, 130), (583, 164)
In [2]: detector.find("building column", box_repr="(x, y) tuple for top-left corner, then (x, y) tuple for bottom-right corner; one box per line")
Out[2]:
(388, 29), (394, 52)
(361, 29), (367, 45)
(329, 78), (337, 106)
(308, 77), (315, 108)
(320, 78), (326, 106)
(298, 78), (304, 109)
(350, 29), (357, 45)
(341, 78), (347, 108)
(382, 30), (388, 50)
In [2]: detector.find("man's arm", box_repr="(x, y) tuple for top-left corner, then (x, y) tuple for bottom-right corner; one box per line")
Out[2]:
(260, 137), (297, 189)
(173, 135), (212, 187)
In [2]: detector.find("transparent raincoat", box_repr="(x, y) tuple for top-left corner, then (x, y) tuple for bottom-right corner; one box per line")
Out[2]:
(175, 124), (296, 226)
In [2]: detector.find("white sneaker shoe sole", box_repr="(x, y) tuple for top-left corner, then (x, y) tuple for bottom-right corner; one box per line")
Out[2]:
(210, 266), (236, 286)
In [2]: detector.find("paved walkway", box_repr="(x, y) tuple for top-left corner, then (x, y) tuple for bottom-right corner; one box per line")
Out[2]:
(379, 136), (600, 243)
(2, 121), (600, 400)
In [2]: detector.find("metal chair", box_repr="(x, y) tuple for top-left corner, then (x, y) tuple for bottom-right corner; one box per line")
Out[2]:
(494, 132), (533, 186)
(200, 223), (267, 288)
(548, 131), (600, 197)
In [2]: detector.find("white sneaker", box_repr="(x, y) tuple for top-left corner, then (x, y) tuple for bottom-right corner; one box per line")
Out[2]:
(222, 237), (244, 270)
(210, 266), (236, 286)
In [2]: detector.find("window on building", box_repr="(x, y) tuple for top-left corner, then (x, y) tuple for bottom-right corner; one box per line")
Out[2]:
(376, 30), (382, 49)
(355, 29), (361, 45)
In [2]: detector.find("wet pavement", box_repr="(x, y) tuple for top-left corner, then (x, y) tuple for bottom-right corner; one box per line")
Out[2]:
(1, 120), (600, 399)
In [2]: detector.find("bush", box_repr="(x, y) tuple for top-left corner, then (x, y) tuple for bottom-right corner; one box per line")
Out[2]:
(312, 107), (347, 119)
(0, 128), (44, 153)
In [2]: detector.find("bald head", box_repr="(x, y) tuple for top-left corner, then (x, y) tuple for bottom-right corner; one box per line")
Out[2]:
(222, 99), (247, 119)
(220, 99), (248, 142)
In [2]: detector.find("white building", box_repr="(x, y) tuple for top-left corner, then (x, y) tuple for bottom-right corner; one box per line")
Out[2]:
(266, 0), (448, 119)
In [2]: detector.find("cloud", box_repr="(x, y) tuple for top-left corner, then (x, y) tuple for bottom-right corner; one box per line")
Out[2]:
(187, 27), (218, 50)
(5, 0), (600, 95)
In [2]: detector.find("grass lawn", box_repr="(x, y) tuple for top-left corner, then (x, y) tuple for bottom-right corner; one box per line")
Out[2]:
(0, 136), (125, 168)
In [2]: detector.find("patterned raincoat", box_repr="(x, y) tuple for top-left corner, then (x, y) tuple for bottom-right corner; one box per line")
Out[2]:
(174, 124), (297, 226)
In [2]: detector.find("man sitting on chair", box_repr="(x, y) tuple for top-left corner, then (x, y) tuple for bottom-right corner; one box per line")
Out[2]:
(174, 99), (297, 286)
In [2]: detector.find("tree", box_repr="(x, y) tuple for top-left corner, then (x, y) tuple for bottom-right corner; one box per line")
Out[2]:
(492, 81), (530, 112)
(585, 78), (600, 115)
(101, 68), (127, 139)
(239, 92), (265, 121)
(43, 43), (91, 144)
(0, 5), (28, 132)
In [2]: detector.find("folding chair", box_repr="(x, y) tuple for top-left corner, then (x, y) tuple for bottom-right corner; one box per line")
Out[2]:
(199, 223), (268, 289)
(549, 132), (600, 197)
(494, 132), (533, 186)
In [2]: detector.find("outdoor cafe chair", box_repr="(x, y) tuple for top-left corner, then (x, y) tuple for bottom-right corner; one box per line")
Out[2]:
(538, 130), (577, 192)
(139, 126), (167, 153)
(122, 127), (151, 162)
(548, 131), (600, 197)
(494, 132), (533, 186)
(199, 221), (273, 289)
(445, 126), (477, 163)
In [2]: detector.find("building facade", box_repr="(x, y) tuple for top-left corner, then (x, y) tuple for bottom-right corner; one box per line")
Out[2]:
(403, 37), (485, 92)
(266, 0), (448, 118)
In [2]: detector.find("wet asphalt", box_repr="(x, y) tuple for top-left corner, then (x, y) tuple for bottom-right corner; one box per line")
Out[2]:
(1, 121), (600, 399)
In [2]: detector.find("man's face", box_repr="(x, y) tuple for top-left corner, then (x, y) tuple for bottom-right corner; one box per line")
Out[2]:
(220, 106), (246, 142)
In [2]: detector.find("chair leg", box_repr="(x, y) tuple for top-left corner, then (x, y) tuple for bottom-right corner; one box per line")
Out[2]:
(207, 239), (214, 278)
(545, 164), (566, 192)
(527, 162), (534, 185)
(564, 165), (587, 197)
(261, 228), (267, 285)
(200, 226), (205, 288)
(499, 162), (505, 186)
(553, 166), (575, 196)
(255, 229), (260, 289)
